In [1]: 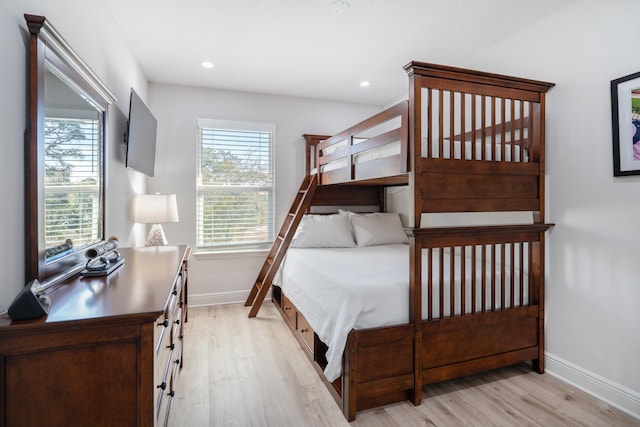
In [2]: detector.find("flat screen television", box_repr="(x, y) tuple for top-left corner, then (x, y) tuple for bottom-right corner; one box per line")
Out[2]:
(125, 88), (157, 177)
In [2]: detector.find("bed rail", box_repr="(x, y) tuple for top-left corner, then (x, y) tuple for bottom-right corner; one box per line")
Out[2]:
(305, 101), (409, 186)
(408, 224), (549, 320)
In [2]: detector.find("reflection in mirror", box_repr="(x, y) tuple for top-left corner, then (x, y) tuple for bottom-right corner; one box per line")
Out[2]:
(25, 14), (116, 287)
(44, 63), (104, 262)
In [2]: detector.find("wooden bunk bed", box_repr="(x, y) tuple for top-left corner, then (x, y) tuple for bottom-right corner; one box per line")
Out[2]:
(245, 61), (555, 421)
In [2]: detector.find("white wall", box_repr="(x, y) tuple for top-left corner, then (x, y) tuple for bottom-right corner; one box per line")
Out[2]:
(465, 0), (640, 417)
(2, 0), (638, 419)
(0, 1), (148, 310)
(147, 83), (380, 306)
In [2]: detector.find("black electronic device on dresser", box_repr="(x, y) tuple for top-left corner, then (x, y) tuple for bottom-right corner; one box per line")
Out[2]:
(6, 279), (50, 320)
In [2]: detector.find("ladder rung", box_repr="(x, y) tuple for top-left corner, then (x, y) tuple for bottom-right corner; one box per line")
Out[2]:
(266, 258), (274, 265)
(255, 281), (263, 290)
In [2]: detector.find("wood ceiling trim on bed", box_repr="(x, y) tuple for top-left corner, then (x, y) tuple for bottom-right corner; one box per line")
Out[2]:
(404, 61), (555, 95)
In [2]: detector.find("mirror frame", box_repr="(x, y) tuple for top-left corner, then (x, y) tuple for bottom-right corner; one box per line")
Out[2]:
(25, 14), (116, 286)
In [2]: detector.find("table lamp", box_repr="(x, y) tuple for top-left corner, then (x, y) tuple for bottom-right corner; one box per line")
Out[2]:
(134, 193), (179, 246)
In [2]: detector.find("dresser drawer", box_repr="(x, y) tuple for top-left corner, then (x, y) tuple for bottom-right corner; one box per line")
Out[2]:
(155, 313), (172, 355)
(296, 312), (314, 353)
(171, 307), (182, 340)
(155, 345), (173, 417)
(156, 377), (173, 427)
(155, 283), (180, 422)
(166, 285), (179, 319)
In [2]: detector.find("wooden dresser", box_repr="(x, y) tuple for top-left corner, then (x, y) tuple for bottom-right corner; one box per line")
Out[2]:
(0, 245), (190, 427)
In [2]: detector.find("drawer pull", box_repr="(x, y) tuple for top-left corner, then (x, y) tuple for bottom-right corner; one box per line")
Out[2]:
(157, 381), (167, 390)
(172, 289), (178, 296)
(174, 358), (180, 365)
(167, 343), (175, 350)
(174, 319), (180, 325)
(300, 328), (309, 333)
(158, 319), (169, 328)
(168, 390), (175, 398)
(284, 307), (291, 311)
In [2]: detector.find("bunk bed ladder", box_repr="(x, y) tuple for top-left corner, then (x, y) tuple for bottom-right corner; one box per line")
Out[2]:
(245, 174), (319, 317)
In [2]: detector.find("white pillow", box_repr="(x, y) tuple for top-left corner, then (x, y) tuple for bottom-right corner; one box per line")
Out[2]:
(290, 214), (356, 248)
(348, 212), (409, 247)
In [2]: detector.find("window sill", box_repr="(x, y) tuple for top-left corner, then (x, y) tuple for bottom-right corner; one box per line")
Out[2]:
(194, 248), (269, 260)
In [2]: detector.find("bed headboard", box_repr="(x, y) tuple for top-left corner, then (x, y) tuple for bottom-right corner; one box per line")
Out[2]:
(404, 62), (555, 225)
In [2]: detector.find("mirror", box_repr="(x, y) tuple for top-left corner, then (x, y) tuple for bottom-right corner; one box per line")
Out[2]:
(25, 15), (116, 286)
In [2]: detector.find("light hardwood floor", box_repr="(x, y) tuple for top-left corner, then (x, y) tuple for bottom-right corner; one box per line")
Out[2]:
(170, 303), (639, 426)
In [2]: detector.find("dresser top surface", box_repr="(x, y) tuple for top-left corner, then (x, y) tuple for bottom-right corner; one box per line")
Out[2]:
(0, 245), (188, 329)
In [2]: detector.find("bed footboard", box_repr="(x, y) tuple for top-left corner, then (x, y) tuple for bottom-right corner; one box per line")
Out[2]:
(408, 224), (550, 399)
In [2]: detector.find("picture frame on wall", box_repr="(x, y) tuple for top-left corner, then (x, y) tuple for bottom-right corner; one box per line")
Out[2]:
(611, 71), (640, 176)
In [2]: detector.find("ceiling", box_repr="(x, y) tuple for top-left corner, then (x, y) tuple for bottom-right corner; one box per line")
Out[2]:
(105, 0), (571, 106)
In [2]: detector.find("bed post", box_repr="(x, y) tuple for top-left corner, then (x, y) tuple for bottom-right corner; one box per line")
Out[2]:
(530, 93), (547, 373)
(532, 235), (546, 374)
(409, 234), (423, 405)
(405, 66), (422, 229)
(303, 134), (328, 177)
(406, 62), (424, 406)
(530, 93), (546, 223)
(343, 334), (358, 421)
(533, 94), (546, 224)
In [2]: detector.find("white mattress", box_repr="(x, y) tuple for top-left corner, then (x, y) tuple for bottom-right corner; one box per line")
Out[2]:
(274, 244), (526, 381)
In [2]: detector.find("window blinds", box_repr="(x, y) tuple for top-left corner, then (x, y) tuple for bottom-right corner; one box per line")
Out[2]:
(196, 119), (275, 250)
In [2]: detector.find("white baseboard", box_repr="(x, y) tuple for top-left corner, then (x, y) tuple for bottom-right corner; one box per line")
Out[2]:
(546, 353), (640, 420)
(188, 290), (271, 307)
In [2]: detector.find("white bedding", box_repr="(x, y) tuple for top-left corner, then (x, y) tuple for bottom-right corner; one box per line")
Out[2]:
(317, 139), (401, 173)
(314, 136), (528, 174)
(274, 244), (526, 381)
(274, 244), (414, 381)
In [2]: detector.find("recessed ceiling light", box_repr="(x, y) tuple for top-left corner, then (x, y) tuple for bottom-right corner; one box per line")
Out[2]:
(330, 0), (350, 14)
(360, 81), (371, 87)
(201, 61), (214, 69)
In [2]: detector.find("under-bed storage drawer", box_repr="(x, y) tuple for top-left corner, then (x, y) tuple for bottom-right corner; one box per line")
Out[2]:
(281, 294), (296, 328)
(296, 312), (314, 353)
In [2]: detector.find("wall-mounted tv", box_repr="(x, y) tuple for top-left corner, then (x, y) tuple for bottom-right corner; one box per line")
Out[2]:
(125, 88), (157, 177)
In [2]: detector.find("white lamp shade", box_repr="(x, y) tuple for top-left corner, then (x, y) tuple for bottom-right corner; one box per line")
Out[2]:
(134, 194), (179, 224)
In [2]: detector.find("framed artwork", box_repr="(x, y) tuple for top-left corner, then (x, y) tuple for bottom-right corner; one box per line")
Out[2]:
(611, 71), (640, 176)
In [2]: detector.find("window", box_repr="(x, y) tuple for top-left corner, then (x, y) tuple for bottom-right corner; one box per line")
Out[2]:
(44, 116), (103, 260)
(196, 119), (275, 251)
